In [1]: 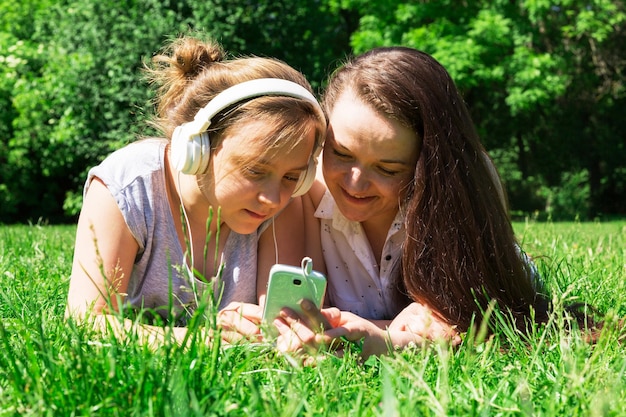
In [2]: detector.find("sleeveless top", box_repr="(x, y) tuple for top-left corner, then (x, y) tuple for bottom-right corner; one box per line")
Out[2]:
(85, 139), (260, 324)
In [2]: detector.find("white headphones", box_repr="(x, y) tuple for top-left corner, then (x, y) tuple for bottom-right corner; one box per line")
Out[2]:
(170, 78), (325, 197)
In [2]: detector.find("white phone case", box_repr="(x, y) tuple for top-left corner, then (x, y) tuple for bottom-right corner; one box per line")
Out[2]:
(262, 257), (327, 332)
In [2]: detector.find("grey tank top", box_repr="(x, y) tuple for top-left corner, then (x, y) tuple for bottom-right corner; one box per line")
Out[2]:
(85, 139), (259, 324)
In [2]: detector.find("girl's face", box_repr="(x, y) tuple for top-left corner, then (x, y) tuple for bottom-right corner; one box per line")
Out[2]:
(323, 90), (419, 227)
(202, 120), (316, 235)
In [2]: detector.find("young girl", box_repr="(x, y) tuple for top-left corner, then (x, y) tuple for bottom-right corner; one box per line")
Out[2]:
(65, 35), (326, 343)
(272, 47), (563, 357)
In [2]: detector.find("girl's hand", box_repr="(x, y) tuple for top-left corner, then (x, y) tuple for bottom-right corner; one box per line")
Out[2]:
(217, 302), (264, 343)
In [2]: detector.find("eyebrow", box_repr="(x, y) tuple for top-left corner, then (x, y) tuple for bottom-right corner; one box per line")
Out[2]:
(236, 155), (308, 172)
(379, 158), (412, 166)
(334, 142), (412, 166)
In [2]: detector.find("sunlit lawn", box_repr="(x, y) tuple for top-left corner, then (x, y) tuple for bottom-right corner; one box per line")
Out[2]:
(0, 221), (624, 416)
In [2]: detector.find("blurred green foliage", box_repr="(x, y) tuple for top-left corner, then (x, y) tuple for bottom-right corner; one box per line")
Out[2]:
(0, 0), (624, 223)
(346, 0), (626, 220)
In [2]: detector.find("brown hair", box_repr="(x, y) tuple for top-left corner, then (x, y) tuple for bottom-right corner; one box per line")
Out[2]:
(144, 35), (325, 160)
(324, 47), (550, 332)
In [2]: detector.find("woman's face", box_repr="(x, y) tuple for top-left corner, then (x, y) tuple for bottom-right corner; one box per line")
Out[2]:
(323, 90), (419, 227)
(201, 119), (316, 235)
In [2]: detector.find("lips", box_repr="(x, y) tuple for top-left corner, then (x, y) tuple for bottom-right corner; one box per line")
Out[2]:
(244, 209), (270, 220)
(341, 188), (375, 205)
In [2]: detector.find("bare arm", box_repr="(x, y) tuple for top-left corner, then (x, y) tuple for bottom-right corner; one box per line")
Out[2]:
(64, 179), (179, 344)
(66, 178), (206, 345)
(67, 178), (264, 345)
(66, 178), (138, 318)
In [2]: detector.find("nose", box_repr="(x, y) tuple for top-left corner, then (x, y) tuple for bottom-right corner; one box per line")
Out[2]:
(257, 181), (282, 209)
(344, 166), (368, 192)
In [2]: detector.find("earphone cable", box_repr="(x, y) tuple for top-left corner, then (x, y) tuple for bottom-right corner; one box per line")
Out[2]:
(177, 171), (195, 277)
(272, 216), (278, 265)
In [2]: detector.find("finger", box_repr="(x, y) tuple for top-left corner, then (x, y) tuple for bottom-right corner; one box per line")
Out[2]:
(324, 326), (367, 344)
(299, 299), (332, 331)
(221, 330), (244, 344)
(279, 311), (319, 344)
(219, 311), (261, 336)
(279, 306), (301, 324)
(274, 319), (305, 352)
(220, 302), (263, 324)
(220, 327), (263, 344)
(319, 307), (342, 326)
(237, 303), (263, 323)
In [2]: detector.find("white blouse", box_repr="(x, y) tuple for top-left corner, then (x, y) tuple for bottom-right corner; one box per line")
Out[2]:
(314, 190), (405, 320)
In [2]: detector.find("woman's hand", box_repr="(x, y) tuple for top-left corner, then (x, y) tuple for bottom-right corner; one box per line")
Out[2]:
(273, 306), (392, 359)
(389, 302), (461, 344)
(273, 301), (461, 361)
(322, 311), (395, 358)
(272, 302), (342, 352)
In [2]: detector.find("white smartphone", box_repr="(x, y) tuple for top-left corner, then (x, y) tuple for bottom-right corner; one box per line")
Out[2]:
(262, 257), (327, 335)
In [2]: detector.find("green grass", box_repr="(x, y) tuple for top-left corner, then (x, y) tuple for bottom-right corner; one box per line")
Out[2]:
(0, 222), (625, 416)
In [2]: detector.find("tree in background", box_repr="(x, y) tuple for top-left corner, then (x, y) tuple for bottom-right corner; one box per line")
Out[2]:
(181, 0), (352, 91)
(334, 0), (625, 219)
(0, 0), (624, 222)
(0, 0), (351, 223)
(0, 1), (50, 221)
(1, 0), (181, 222)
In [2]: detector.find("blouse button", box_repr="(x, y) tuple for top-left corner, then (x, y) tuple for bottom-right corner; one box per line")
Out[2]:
(385, 255), (392, 261)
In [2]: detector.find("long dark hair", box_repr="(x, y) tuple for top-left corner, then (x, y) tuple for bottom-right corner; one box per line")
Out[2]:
(324, 47), (550, 332)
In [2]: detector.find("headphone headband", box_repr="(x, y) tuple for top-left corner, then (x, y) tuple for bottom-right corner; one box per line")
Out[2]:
(182, 78), (325, 138)
(171, 78), (325, 197)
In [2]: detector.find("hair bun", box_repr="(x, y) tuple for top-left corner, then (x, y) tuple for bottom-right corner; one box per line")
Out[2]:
(173, 38), (225, 79)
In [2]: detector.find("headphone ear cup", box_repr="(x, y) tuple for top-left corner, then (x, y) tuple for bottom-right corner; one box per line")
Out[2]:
(171, 124), (211, 175)
(194, 131), (211, 174)
(291, 158), (317, 197)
